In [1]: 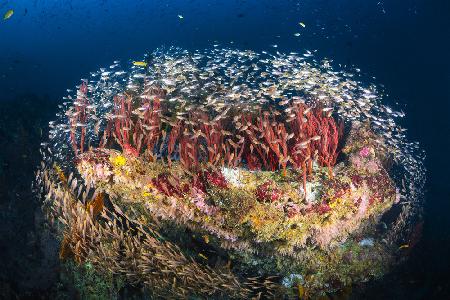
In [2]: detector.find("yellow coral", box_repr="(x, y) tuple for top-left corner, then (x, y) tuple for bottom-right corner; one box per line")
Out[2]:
(142, 191), (152, 197)
(329, 197), (341, 209)
(111, 154), (127, 167)
(242, 204), (285, 242)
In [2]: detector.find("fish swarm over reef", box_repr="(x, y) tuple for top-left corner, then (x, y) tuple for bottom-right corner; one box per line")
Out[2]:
(35, 48), (425, 298)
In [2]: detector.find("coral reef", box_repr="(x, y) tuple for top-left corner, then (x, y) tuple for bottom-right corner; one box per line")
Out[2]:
(35, 49), (425, 298)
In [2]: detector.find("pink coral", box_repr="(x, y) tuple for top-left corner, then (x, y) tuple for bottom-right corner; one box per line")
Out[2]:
(317, 202), (331, 215)
(94, 163), (111, 180)
(191, 188), (218, 216)
(359, 146), (370, 158)
(365, 160), (379, 174)
(286, 203), (301, 218)
(314, 222), (342, 247)
(356, 194), (369, 217)
(350, 154), (363, 169)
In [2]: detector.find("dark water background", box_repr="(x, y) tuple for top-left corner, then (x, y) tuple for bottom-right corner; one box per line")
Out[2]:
(0, 0), (449, 298)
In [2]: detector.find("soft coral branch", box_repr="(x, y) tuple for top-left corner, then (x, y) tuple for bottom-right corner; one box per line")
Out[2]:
(69, 81), (89, 156)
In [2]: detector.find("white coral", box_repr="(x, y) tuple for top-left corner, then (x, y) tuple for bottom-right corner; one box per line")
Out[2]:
(298, 181), (322, 204)
(220, 167), (243, 187)
(281, 273), (304, 287)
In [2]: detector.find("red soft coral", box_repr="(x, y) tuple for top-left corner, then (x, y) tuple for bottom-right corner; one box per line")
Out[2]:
(255, 181), (282, 202)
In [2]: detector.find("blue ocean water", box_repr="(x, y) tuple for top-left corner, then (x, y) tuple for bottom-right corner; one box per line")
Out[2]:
(0, 0), (449, 298)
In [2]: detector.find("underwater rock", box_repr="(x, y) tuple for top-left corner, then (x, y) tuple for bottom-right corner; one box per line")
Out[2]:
(34, 48), (425, 298)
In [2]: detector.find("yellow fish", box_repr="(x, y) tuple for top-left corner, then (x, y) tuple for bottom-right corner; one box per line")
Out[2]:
(3, 9), (13, 20)
(299, 22), (306, 28)
(133, 61), (147, 67)
(198, 253), (208, 260)
(202, 234), (210, 244)
(399, 244), (409, 250)
(298, 283), (305, 299)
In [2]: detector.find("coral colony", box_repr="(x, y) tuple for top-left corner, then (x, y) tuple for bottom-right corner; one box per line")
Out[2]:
(35, 48), (425, 298)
